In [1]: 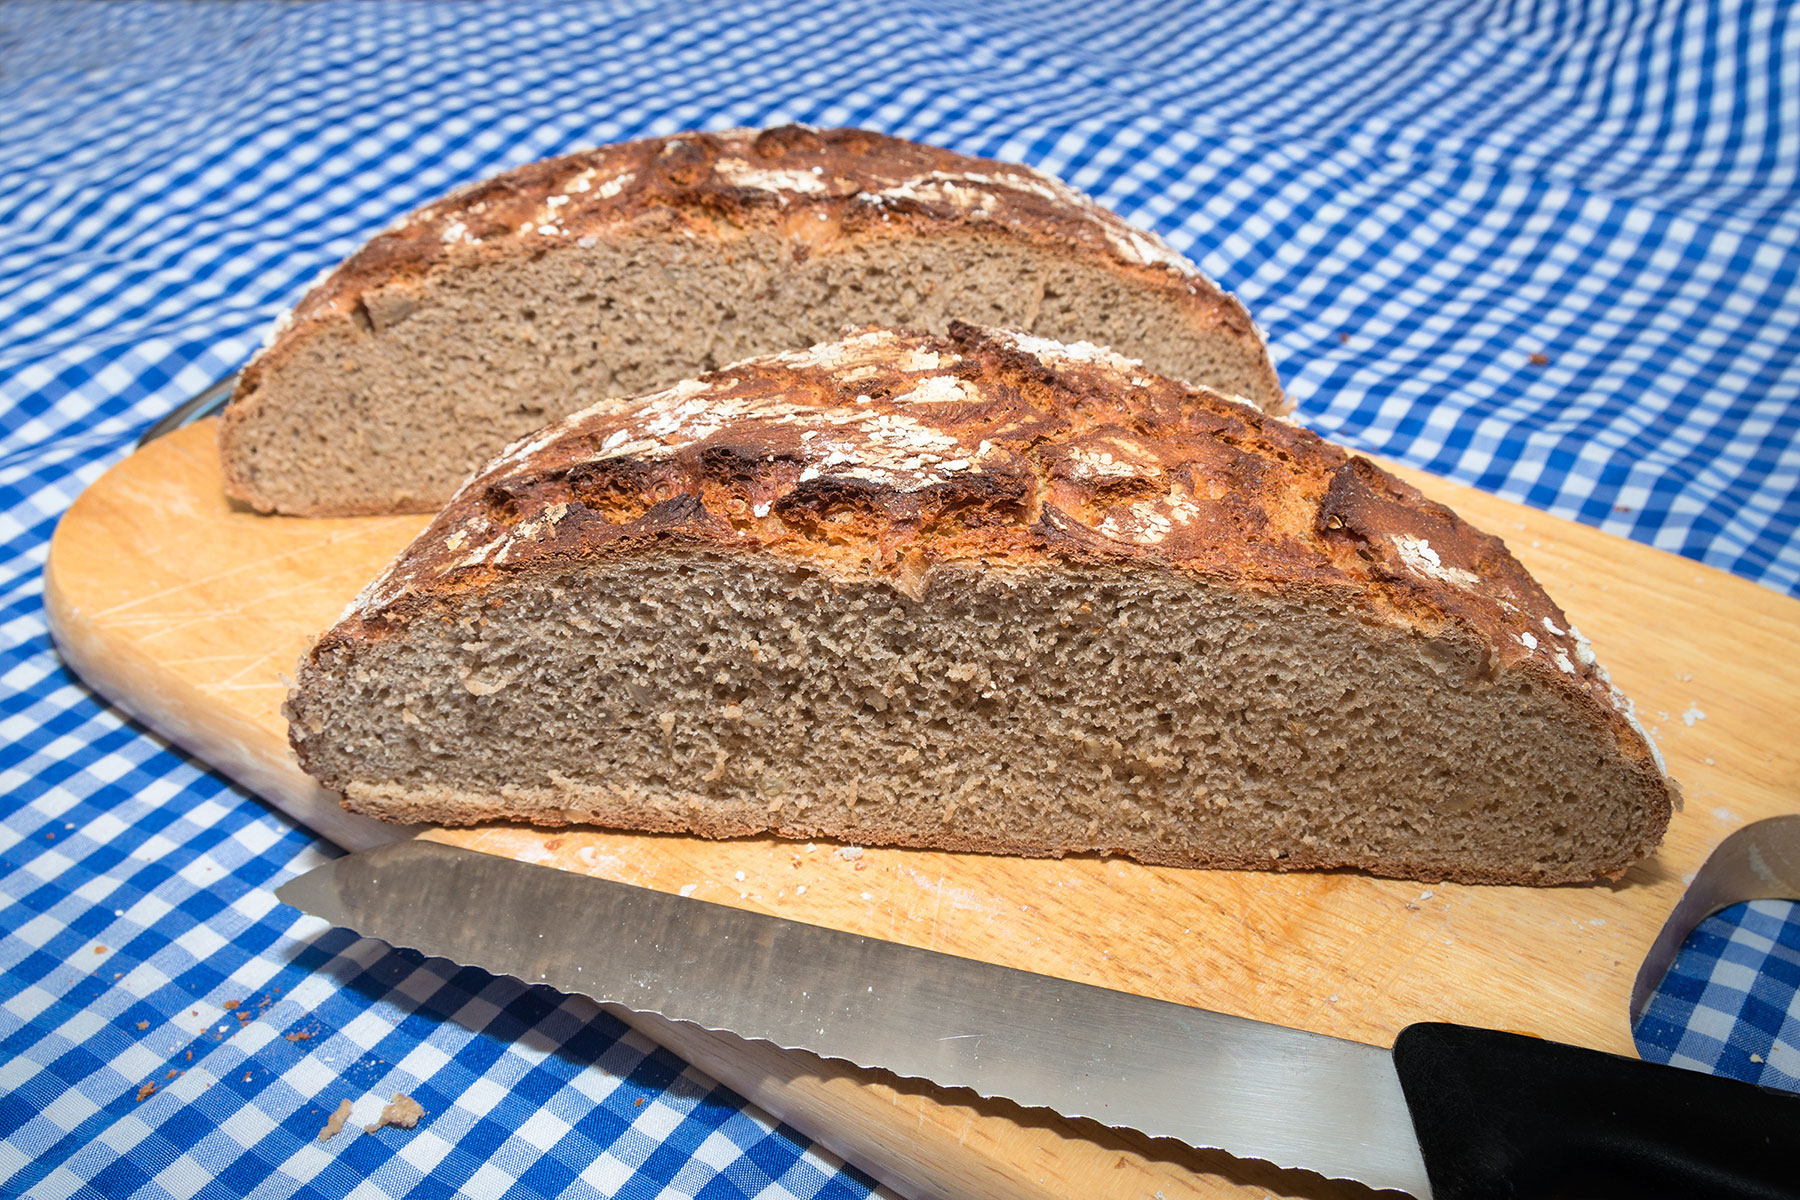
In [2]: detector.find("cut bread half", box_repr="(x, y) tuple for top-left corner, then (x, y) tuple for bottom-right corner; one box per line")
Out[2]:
(221, 125), (1284, 516)
(286, 324), (1674, 884)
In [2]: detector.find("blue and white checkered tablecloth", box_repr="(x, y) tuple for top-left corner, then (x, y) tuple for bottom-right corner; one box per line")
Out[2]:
(2, 1), (1797, 1196)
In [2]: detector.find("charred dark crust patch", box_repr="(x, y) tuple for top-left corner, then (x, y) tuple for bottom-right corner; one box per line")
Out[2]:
(346, 324), (1592, 692)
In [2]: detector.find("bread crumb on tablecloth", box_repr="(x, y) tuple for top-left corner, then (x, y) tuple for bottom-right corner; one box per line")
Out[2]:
(318, 1098), (352, 1142)
(365, 1093), (426, 1134)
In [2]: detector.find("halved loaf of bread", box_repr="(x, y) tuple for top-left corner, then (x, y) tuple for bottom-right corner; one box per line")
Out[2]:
(221, 125), (1284, 517)
(287, 324), (1674, 884)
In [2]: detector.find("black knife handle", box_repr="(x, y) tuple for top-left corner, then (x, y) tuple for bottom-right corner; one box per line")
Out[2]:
(1392, 1022), (1800, 1199)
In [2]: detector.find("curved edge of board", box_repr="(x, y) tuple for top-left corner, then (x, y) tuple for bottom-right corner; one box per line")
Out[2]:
(43, 415), (1800, 1200)
(45, 423), (1341, 1200)
(42, 465), (414, 853)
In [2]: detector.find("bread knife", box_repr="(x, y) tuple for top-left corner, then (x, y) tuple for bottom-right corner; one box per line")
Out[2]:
(277, 840), (1800, 1199)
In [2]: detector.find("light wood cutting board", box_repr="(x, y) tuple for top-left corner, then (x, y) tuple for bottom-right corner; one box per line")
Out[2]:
(45, 418), (1800, 1200)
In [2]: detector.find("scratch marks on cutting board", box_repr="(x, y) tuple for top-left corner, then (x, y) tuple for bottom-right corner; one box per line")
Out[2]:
(91, 519), (417, 621)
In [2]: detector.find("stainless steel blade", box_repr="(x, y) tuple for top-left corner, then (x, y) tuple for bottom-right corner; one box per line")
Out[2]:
(278, 840), (1433, 1197)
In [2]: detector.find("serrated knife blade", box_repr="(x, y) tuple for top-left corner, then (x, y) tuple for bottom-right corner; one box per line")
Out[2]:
(278, 839), (1432, 1195)
(279, 842), (1800, 1200)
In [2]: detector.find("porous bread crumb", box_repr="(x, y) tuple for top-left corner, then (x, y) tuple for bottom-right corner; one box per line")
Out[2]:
(318, 1098), (352, 1142)
(365, 1092), (426, 1134)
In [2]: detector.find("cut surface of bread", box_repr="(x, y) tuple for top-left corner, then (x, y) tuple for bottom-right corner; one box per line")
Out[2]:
(221, 125), (1283, 516)
(287, 324), (1674, 885)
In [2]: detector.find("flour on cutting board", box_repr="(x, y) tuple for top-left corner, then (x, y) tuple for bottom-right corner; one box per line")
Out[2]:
(905, 867), (1001, 916)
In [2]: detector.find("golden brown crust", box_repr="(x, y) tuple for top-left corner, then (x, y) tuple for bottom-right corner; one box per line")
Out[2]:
(221, 125), (1283, 503)
(317, 322), (1670, 815)
(264, 125), (1253, 338)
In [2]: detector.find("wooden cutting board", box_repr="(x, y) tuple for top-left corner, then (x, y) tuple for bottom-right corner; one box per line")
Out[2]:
(45, 418), (1800, 1200)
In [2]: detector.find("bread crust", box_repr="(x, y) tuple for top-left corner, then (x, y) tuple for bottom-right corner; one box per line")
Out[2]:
(221, 125), (1284, 514)
(333, 779), (1635, 887)
(293, 323), (1674, 880)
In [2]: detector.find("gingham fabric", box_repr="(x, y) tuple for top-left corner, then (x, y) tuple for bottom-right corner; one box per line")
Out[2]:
(1636, 901), (1800, 1091)
(2, 0), (1797, 1195)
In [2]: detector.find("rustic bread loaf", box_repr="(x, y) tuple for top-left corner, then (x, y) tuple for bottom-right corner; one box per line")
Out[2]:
(220, 125), (1285, 517)
(286, 323), (1674, 885)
